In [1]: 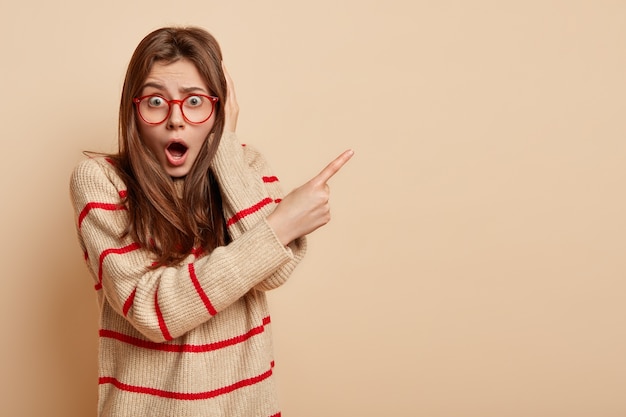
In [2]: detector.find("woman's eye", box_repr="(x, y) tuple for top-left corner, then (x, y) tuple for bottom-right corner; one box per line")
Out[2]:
(147, 96), (165, 107)
(186, 96), (203, 107)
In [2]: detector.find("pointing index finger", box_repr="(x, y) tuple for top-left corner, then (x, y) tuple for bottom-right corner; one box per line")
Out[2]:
(315, 149), (355, 184)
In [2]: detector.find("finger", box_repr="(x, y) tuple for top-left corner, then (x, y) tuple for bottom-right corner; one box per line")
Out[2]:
(222, 63), (235, 96)
(222, 62), (239, 131)
(315, 149), (354, 184)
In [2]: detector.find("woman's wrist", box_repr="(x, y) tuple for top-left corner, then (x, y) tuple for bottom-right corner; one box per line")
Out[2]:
(266, 212), (294, 246)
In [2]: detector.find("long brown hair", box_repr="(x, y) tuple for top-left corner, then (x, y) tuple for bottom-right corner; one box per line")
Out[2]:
(111, 26), (229, 266)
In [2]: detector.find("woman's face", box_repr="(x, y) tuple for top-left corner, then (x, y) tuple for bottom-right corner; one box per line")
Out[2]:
(136, 59), (216, 178)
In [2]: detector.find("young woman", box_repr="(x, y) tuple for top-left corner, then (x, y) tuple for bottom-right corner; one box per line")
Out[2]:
(70, 26), (352, 417)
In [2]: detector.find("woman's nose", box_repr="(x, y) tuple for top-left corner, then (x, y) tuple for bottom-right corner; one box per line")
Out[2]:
(167, 102), (185, 129)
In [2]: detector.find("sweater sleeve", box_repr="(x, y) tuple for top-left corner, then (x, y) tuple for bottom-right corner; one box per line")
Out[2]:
(70, 157), (296, 343)
(211, 132), (307, 291)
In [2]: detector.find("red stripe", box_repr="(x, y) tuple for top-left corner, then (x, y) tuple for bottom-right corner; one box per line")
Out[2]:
(274, 198), (282, 204)
(269, 413), (281, 417)
(155, 289), (173, 341)
(226, 197), (273, 227)
(122, 289), (136, 316)
(95, 242), (141, 290)
(188, 263), (217, 316)
(99, 363), (274, 400)
(262, 176), (279, 183)
(99, 316), (271, 352)
(191, 247), (205, 258)
(78, 202), (126, 228)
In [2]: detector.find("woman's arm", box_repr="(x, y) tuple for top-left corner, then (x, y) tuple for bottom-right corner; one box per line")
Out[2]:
(214, 64), (353, 290)
(210, 132), (307, 291)
(70, 158), (295, 342)
(213, 64), (307, 291)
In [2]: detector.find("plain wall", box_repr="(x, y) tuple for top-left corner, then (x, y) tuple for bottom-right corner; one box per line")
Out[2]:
(1, 1), (625, 416)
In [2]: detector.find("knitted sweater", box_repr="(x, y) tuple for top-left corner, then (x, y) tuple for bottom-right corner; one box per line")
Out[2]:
(70, 132), (306, 417)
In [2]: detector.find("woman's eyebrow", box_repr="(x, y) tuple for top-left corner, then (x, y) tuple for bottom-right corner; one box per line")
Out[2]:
(180, 86), (209, 94)
(140, 82), (209, 95)
(141, 81), (166, 91)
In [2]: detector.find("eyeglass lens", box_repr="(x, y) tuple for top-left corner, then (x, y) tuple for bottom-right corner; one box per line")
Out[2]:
(138, 95), (215, 124)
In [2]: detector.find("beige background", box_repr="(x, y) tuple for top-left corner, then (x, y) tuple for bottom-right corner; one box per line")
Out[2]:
(1, 1), (625, 416)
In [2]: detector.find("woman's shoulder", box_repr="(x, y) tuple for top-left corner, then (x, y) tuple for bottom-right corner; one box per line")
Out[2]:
(70, 155), (127, 196)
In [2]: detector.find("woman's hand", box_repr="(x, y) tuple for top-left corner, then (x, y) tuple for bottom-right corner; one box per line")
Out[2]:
(267, 150), (354, 245)
(222, 62), (239, 133)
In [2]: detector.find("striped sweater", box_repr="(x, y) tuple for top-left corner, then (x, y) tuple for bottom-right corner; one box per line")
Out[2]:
(70, 132), (306, 417)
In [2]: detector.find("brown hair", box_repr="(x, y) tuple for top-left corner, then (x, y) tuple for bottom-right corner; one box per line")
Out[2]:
(111, 26), (229, 266)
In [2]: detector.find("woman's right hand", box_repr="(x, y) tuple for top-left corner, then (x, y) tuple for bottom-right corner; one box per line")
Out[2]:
(222, 62), (239, 133)
(266, 150), (354, 245)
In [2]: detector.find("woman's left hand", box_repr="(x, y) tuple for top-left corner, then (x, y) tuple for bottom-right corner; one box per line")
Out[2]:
(222, 62), (239, 133)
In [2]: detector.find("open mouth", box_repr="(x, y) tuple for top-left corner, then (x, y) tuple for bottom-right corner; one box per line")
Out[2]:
(167, 142), (188, 159)
(165, 141), (189, 167)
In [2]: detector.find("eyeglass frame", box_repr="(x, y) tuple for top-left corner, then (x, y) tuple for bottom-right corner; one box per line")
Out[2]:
(133, 94), (219, 125)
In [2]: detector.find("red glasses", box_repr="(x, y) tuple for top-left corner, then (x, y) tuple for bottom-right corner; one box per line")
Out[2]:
(133, 94), (219, 125)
